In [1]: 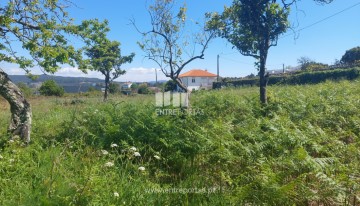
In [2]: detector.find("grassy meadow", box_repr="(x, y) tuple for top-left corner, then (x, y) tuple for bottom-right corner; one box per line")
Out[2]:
(1, 80), (360, 205)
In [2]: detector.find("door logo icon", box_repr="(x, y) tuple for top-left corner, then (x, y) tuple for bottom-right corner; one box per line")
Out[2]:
(155, 92), (189, 108)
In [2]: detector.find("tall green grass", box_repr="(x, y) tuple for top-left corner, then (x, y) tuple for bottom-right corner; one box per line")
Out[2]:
(1, 81), (360, 205)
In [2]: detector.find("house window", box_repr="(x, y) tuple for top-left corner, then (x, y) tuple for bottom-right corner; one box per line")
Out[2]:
(192, 78), (195, 83)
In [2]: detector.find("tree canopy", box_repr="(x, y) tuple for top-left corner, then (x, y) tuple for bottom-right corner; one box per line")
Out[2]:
(207, 0), (333, 104)
(39, 80), (65, 96)
(0, 0), (81, 73)
(207, 0), (290, 104)
(341, 46), (360, 65)
(76, 19), (135, 101)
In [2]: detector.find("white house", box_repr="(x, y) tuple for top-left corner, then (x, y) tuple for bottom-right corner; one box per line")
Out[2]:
(121, 82), (132, 90)
(178, 69), (217, 91)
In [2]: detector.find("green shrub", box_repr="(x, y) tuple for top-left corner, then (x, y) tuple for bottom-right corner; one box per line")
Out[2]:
(137, 83), (151, 94)
(17, 82), (33, 97)
(39, 80), (65, 96)
(214, 67), (360, 88)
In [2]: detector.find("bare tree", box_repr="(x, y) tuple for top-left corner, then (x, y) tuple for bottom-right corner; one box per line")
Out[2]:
(132, 0), (215, 92)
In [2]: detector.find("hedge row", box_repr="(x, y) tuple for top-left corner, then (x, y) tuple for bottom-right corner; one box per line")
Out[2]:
(213, 67), (360, 88)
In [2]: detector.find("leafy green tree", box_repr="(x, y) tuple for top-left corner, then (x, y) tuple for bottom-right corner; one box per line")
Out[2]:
(341, 46), (360, 64)
(298, 57), (328, 71)
(164, 80), (177, 92)
(137, 83), (151, 94)
(130, 83), (139, 91)
(298, 56), (314, 71)
(207, 0), (333, 104)
(133, 0), (215, 92)
(77, 19), (135, 101)
(39, 80), (64, 97)
(0, 0), (82, 142)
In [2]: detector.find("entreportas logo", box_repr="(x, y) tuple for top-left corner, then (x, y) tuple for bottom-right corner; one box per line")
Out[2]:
(155, 92), (204, 116)
(155, 92), (189, 108)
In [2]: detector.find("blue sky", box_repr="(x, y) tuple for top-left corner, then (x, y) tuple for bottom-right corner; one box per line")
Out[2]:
(3, 0), (360, 82)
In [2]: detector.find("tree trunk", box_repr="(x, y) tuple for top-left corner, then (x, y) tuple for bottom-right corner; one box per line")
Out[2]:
(174, 78), (188, 92)
(0, 70), (32, 143)
(104, 73), (110, 101)
(259, 48), (269, 104)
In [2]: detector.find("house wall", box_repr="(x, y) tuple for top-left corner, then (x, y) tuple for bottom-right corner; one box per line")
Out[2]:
(180, 76), (216, 90)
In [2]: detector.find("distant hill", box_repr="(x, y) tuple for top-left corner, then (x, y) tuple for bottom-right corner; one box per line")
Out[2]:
(8, 75), (168, 93)
(9, 74), (105, 93)
(9, 74), (104, 84)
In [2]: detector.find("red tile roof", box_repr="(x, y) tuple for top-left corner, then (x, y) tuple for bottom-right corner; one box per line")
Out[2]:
(179, 69), (217, 77)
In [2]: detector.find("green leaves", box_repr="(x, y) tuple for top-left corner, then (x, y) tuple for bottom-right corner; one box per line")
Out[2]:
(76, 19), (134, 100)
(39, 79), (65, 96)
(341, 46), (360, 64)
(1, 0), (80, 73)
(208, 0), (290, 57)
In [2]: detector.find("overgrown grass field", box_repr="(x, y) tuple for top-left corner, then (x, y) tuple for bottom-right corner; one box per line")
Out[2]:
(1, 80), (360, 205)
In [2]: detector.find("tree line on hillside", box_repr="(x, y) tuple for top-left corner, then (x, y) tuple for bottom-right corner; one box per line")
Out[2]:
(0, 0), (349, 143)
(214, 67), (360, 88)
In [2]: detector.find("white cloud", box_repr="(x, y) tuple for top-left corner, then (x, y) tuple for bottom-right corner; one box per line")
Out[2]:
(8, 68), (26, 75)
(55, 67), (103, 79)
(117, 67), (168, 82)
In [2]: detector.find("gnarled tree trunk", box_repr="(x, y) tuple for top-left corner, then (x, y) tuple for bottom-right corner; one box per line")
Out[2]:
(0, 70), (32, 143)
(174, 78), (189, 93)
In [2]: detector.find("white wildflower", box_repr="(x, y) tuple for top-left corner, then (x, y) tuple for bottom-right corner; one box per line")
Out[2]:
(101, 150), (109, 155)
(154, 155), (161, 160)
(8, 139), (14, 144)
(138, 166), (145, 171)
(83, 111), (87, 114)
(9, 159), (15, 163)
(104, 162), (114, 167)
(110, 143), (118, 148)
(0, 155), (3, 159)
(134, 152), (141, 157)
(129, 146), (137, 151)
(114, 192), (119, 197)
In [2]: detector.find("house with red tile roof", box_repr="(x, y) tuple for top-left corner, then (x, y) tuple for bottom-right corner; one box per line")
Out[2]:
(179, 69), (217, 91)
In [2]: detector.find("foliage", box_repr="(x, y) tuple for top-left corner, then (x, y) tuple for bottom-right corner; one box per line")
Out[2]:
(134, 0), (215, 91)
(109, 83), (120, 94)
(17, 82), (33, 98)
(298, 56), (314, 70)
(341, 46), (360, 64)
(164, 80), (177, 92)
(214, 67), (360, 88)
(137, 83), (151, 94)
(1, 79), (360, 205)
(87, 86), (98, 93)
(39, 80), (64, 97)
(76, 19), (135, 101)
(130, 83), (139, 90)
(298, 56), (328, 71)
(207, 0), (290, 103)
(0, 0), (81, 73)
(207, 0), (333, 103)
